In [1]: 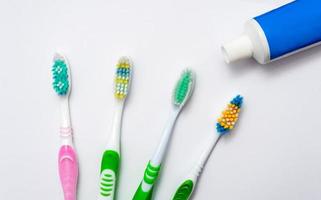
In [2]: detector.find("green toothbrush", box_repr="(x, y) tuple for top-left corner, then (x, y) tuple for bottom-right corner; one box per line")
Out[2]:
(99, 57), (132, 200)
(171, 95), (243, 200)
(133, 69), (195, 200)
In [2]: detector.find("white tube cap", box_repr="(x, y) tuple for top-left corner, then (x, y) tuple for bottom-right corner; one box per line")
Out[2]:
(221, 34), (253, 63)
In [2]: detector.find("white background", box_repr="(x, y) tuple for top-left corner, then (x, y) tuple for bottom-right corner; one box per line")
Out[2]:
(1, 0), (321, 199)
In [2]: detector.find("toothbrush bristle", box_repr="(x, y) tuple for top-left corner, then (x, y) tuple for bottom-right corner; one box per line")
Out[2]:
(114, 57), (132, 100)
(173, 69), (194, 107)
(52, 58), (70, 96)
(216, 95), (243, 135)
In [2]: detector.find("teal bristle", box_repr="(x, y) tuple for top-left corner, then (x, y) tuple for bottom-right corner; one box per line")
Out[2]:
(52, 59), (69, 96)
(173, 70), (194, 106)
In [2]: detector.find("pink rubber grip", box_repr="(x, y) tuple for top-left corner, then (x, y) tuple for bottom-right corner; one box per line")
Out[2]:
(58, 145), (78, 200)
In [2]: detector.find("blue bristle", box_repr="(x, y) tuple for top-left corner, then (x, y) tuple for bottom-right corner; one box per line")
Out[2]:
(216, 123), (228, 135)
(230, 95), (243, 107)
(117, 68), (130, 77)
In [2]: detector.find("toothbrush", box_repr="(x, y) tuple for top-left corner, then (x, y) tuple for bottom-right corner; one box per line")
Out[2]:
(133, 69), (195, 200)
(99, 57), (132, 200)
(171, 95), (243, 200)
(52, 53), (78, 200)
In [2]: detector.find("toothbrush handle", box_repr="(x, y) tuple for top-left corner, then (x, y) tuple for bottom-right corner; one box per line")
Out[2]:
(133, 161), (161, 200)
(58, 145), (78, 200)
(172, 179), (195, 200)
(172, 135), (221, 200)
(133, 183), (154, 200)
(99, 150), (120, 200)
(171, 165), (203, 200)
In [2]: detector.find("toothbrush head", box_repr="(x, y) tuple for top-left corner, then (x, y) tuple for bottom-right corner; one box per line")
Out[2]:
(173, 69), (195, 108)
(114, 57), (132, 100)
(52, 53), (71, 96)
(216, 95), (243, 135)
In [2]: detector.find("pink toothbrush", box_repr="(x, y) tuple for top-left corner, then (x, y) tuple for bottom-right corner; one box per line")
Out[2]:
(52, 53), (78, 200)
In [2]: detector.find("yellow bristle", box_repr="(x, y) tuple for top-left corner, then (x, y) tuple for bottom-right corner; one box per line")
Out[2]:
(218, 102), (241, 130)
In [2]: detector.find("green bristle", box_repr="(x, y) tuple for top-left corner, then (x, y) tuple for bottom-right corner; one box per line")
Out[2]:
(52, 59), (69, 96)
(173, 70), (194, 106)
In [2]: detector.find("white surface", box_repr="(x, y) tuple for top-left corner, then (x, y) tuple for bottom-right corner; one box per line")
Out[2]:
(1, 0), (321, 200)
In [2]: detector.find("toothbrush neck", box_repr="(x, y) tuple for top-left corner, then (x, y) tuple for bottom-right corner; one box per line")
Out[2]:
(151, 107), (180, 166)
(60, 97), (73, 146)
(193, 134), (221, 177)
(60, 97), (71, 128)
(107, 100), (125, 151)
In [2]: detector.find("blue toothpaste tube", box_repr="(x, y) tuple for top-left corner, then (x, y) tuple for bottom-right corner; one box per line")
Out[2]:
(222, 0), (321, 64)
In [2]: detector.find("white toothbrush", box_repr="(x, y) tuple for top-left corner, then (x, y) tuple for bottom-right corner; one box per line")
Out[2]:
(133, 69), (195, 200)
(99, 57), (132, 200)
(171, 95), (243, 200)
(52, 53), (78, 200)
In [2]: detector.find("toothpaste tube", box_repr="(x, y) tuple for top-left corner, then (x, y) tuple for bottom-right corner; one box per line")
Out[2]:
(222, 0), (321, 64)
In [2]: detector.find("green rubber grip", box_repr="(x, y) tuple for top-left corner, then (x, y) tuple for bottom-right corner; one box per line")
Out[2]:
(133, 162), (161, 200)
(99, 150), (120, 198)
(172, 180), (194, 200)
(132, 183), (154, 200)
